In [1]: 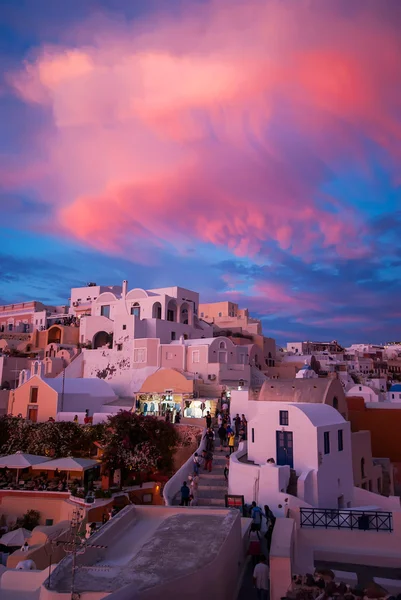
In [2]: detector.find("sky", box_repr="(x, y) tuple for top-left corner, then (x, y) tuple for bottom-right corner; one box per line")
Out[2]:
(0, 0), (401, 346)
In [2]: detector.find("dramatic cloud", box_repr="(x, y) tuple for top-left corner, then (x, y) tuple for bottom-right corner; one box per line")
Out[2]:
(1, 0), (401, 343)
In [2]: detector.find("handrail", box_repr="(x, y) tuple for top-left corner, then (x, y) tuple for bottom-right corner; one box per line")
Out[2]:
(163, 427), (207, 506)
(300, 507), (393, 532)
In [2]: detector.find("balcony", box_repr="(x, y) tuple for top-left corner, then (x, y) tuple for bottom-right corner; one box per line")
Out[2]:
(300, 507), (393, 532)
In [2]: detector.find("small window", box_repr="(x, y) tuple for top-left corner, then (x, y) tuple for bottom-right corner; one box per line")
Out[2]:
(338, 429), (343, 451)
(192, 350), (200, 363)
(333, 397), (338, 410)
(218, 312), (222, 317)
(361, 457), (365, 479)
(8, 323), (13, 331)
(166, 352), (173, 360)
(251, 428), (255, 443)
(279, 410), (289, 426)
(324, 432), (330, 455)
(171, 332), (176, 341)
(131, 303), (140, 318)
(116, 344), (123, 351)
(30, 387), (39, 403)
(101, 305), (110, 318)
(392, 394), (395, 399)
(200, 312), (204, 318)
(122, 324), (127, 330)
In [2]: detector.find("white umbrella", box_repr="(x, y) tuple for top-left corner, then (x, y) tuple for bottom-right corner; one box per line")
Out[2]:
(0, 528), (32, 547)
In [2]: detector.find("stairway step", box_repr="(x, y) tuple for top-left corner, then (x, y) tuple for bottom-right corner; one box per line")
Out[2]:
(197, 497), (226, 507)
(198, 481), (227, 489)
(197, 488), (227, 500)
(200, 473), (225, 480)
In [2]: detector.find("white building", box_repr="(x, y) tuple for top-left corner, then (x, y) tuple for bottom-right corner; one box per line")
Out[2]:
(229, 401), (354, 510)
(346, 384), (381, 403)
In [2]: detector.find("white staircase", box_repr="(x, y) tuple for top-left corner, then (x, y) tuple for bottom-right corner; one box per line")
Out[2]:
(197, 439), (228, 507)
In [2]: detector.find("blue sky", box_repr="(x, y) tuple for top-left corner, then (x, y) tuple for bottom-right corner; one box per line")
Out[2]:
(1, 0), (400, 345)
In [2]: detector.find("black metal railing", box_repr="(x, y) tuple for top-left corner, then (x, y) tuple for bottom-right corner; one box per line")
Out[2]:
(300, 508), (393, 532)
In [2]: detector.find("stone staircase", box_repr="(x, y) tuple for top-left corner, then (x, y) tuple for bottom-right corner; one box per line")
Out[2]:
(197, 439), (228, 507)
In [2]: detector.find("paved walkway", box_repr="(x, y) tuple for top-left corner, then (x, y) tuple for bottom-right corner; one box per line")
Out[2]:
(196, 437), (228, 507)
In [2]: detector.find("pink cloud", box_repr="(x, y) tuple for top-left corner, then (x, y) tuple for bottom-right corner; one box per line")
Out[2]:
(5, 0), (401, 262)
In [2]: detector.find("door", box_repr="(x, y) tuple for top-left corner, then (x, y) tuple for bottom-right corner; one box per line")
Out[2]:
(28, 406), (38, 422)
(276, 431), (294, 468)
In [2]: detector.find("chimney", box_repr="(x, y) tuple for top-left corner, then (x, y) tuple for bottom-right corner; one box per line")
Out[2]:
(122, 280), (128, 298)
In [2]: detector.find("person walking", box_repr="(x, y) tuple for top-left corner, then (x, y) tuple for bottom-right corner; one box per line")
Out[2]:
(218, 424), (227, 450)
(228, 431), (236, 454)
(264, 505), (276, 552)
(250, 501), (263, 539)
(205, 411), (212, 429)
(253, 554), (269, 599)
(180, 481), (190, 506)
(204, 427), (215, 452)
(193, 453), (200, 476)
(234, 413), (241, 437)
(224, 455), (230, 481)
(217, 411), (223, 427)
(204, 449), (213, 472)
(189, 474), (199, 501)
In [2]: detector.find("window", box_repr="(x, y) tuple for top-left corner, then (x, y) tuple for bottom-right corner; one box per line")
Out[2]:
(361, 457), (365, 479)
(219, 341), (226, 349)
(392, 394), (395, 399)
(333, 397), (338, 411)
(122, 324), (127, 330)
(131, 303), (140, 318)
(377, 478), (382, 494)
(133, 348), (146, 363)
(167, 309), (175, 322)
(192, 350), (200, 363)
(171, 331), (176, 341)
(251, 428), (255, 443)
(338, 429), (343, 452)
(200, 312), (204, 318)
(324, 432), (330, 455)
(30, 387), (39, 403)
(101, 305), (110, 319)
(279, 410), (289, 426)
(116, 344), (123, 351)
(166, 352), (173, 360)
(218, 312), (222, 317)
(8, 323), (13, 331)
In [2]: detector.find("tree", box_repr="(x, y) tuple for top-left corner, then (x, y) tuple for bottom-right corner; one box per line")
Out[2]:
(101, 411), (179, 483)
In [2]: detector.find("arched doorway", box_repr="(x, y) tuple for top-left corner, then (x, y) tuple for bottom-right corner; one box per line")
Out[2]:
(180, 302), (189, 324)
(48, 326), (62, 344)
(93, 331), (111, 349)
(167, 300), (177, 322)
(152, 302), (162, 319)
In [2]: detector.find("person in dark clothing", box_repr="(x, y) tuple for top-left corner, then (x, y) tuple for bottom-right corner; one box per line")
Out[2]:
(205, 411), (212, 429)
(204, 428), (214, 452)
(234, 413), (241, 436)
(224, 455), (230, 480)
(218, 424), (227, 450)
(174, 412), (181, 424)
(204, 450), (213, 472)
(180, 481), (190, 506)
(264, 504), (276, 551)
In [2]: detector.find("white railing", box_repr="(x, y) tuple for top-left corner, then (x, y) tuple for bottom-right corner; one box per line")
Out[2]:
(163, 428), (207, 506)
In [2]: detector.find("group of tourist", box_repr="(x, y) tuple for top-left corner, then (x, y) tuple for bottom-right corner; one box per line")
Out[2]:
(216, 411), (247, 453)
(285, 574), (400, 600)
(180, 473), (199, 507)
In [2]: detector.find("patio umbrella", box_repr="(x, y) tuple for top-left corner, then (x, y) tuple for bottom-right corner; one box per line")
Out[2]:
(0, 528), (32, 547)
